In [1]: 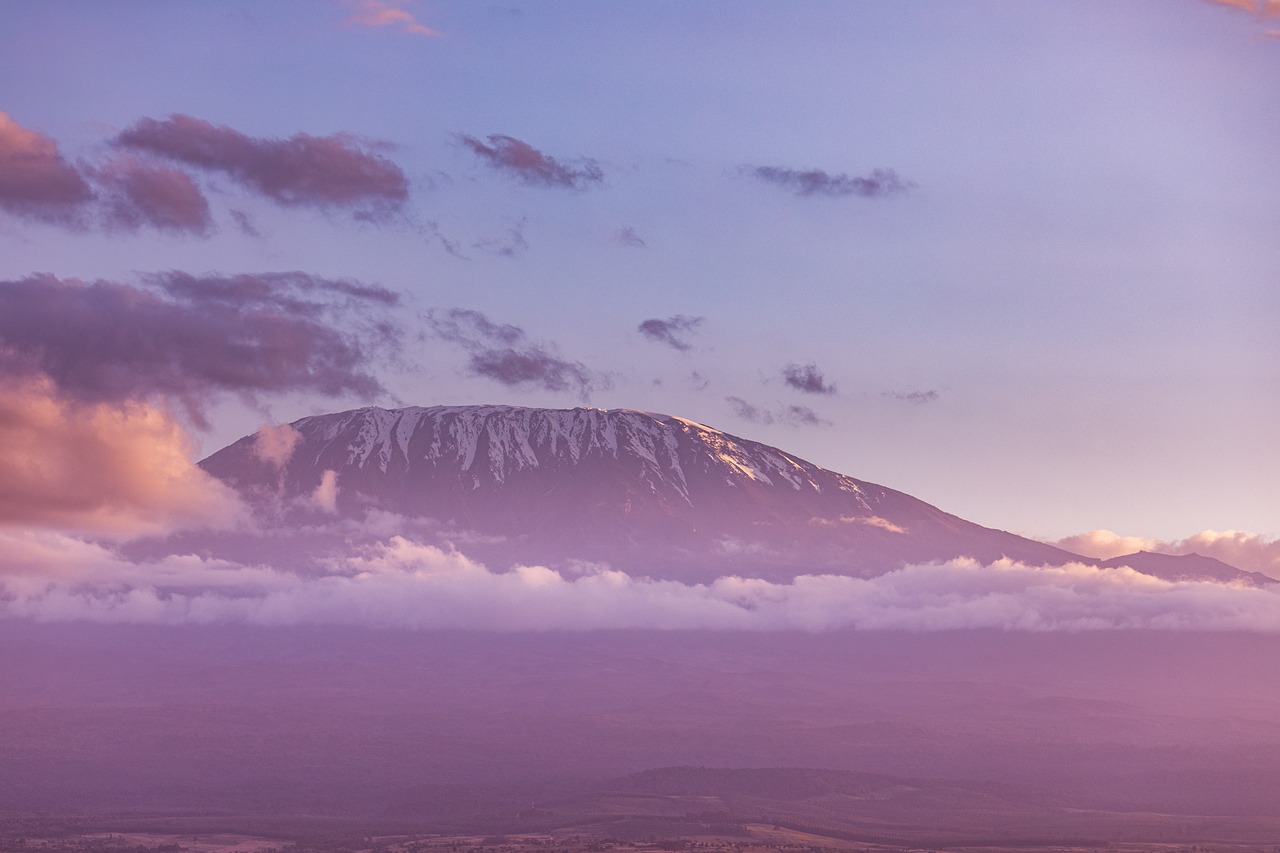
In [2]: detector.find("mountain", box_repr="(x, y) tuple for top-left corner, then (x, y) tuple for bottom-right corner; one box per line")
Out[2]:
(1099, 550), (1273, 585)
(199, 404), (1259, 583)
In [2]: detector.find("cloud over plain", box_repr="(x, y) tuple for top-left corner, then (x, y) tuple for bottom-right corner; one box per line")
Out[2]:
(4, 532), (1280, 632)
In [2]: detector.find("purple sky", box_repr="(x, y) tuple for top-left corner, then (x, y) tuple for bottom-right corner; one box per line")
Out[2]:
(1, 0), (1277, 546)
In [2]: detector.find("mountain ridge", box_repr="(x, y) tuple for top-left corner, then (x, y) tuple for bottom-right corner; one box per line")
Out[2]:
(199, 404), (1264, 584)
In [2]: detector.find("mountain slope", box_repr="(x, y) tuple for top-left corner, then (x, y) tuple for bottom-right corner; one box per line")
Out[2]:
(200, 404), (1093, 580)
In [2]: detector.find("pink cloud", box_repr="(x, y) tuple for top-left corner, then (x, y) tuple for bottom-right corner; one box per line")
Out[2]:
(342, 0), (440, 37)
(0, 375), (243, 535)
(116, 115), (409, 219)
(92, 155), (213, 235)
(0, 112), (93, 225)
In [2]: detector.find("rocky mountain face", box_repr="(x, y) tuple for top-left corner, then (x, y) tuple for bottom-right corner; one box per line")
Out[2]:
(199, 404), (1260, 583)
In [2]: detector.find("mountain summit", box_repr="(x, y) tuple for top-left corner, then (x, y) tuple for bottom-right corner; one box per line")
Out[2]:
(200, 404), (1258, 583)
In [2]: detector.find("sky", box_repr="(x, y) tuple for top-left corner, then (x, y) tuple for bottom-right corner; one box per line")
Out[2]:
(1, 0), (1277, 562)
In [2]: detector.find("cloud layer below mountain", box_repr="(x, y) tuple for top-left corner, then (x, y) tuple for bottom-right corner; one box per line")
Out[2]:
(4, 530), (1280, 631)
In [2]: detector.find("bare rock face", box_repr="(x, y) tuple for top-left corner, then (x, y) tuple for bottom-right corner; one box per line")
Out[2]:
(199, 404), (1090, 581)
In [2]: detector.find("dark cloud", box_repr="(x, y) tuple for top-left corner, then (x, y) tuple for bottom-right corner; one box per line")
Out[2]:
(0, 272), (399, 426)
(468, 349), (594, 395)
(0, 111), (93, 225)
(617, 226), (646, 248)
(427, 307), (600, 397)
(116, 114), (409, 218)
(93, 156), (213, 235)
(748, 165), (912, 198)
(885, 389), (940, 405)
(727, 396), (829, 428)
(782, 362), (836, 395)
(638, 315), (704, 351)
(458, 133), (604, 189)
(727, 395), (770, 424)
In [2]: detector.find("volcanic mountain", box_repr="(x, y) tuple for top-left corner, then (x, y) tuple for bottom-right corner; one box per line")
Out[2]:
(199, 404), (1259, 583)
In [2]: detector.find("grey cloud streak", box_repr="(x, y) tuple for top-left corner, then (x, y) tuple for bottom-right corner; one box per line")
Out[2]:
(727, 396), (829, 428)
(458, 133), (604, 189)
(638, 315), (703, 351)
(427, 308), (602, 397)
(748, 165), (912, 198)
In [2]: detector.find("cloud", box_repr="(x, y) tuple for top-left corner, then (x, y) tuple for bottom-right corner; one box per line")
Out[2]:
(0, 111), (93, 225)
(116, 115), (409, 218)
(310, 470), (341, 514)
(617, 226), (646, 248)
(91, 155), (213, 235)
(5, 534), (1280, 632)
(427, 308), (602, 397)
(0, 272), (398, 425)
(0, 375), (243, 534)
(884, 389), (939, 405)
(746, 165), (912, 198)
(1205, 0), (1280, 16)
(782, 362), (836, 395)
(1054, 529), (1280, 579)
(341, 0), (440, 36)
(472, 217), (529, 257)
(638, 315), (704, 351)
(468, 349), (596, 396)
(253, 423), (303, 469)
(458, 134), (604, 189)
(727, 396), (829, 428)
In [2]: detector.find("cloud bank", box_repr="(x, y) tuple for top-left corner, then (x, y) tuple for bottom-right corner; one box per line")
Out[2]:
(0, 272), (397, 424)
(4, 533), (1280, 632)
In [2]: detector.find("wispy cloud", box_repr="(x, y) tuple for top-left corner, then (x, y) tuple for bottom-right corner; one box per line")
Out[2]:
(117, 115), (409, 219)
(727, 396), (829, 428)
(341, 0), (441, 37)
(747, 165), (912, 198)
(617, 226), (646, 248)
(884, 389), (939, 405)
(458, 134), (604, 189)
(782, 362), (836, 395)
(427, 308), (602, 397)
(638, 315), (704, 351)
